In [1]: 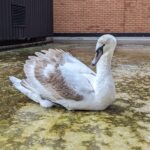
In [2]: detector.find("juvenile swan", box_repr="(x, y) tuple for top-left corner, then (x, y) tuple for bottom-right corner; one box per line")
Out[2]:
(9, 34), (117, 110)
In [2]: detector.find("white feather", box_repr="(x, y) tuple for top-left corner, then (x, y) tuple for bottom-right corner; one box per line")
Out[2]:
(43, 64), (54, 78)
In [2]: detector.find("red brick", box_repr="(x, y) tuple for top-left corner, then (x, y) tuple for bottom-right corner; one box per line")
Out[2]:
(54, 0), (150, 33)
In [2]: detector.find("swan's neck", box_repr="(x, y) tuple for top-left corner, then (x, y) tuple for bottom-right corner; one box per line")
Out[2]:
(94, 50), (114, 97)
(93, 50), (115, 109)
(96, 51), (113, 76)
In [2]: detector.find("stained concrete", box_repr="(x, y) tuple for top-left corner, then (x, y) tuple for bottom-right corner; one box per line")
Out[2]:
(0, 43), (150, 150)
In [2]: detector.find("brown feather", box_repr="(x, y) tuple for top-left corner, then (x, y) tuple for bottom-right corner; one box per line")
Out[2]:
(24, 49), (83, 101)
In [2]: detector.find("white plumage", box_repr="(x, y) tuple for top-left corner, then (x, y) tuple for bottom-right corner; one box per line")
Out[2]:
(9, 34), (117, 110)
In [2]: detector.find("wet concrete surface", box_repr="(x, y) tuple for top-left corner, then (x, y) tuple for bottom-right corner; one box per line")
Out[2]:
(0, 43), (150, 150)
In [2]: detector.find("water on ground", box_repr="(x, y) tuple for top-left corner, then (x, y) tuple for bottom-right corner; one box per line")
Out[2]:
(0, 43), (150, 150)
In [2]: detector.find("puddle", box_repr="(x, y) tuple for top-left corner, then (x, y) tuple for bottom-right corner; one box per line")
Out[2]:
(0, 43), (150, 150)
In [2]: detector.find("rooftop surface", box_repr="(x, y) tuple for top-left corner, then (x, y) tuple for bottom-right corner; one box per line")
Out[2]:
(0, 43), (150, 150)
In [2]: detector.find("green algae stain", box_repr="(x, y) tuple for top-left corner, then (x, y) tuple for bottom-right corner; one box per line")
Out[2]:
(132, 146), (142, 150)
(0, 44), (150, 150)
(82, 138), (100, 150)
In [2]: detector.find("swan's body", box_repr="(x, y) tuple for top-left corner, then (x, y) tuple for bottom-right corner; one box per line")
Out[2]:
(9, 34), (117, 110)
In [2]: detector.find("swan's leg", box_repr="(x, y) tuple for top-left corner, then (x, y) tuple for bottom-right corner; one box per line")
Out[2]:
(9, 76), (54, 108)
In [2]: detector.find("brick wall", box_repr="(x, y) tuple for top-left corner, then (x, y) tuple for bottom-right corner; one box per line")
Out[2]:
(54, 0), (150, 33)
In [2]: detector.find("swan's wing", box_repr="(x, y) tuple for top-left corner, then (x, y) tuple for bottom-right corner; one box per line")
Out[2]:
(24, 49), (95, 101)
(59, 52), (96, 92)
(62, 51), (95, 75)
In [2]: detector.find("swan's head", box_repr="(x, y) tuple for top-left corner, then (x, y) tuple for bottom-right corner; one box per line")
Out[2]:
(91, 34), (117, 66)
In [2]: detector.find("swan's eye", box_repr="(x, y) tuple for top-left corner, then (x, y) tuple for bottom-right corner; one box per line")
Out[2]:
(96, 44), (105, 54)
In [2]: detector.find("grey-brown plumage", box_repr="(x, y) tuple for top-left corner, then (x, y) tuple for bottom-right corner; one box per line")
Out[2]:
(23, 49), (84, 101)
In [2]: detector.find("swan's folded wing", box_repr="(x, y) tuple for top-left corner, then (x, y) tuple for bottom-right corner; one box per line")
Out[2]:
(63, 52), (95, 75)
(24, 49), (95, 101)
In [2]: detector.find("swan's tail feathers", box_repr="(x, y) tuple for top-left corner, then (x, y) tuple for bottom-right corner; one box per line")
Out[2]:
(9, 76), (21, 85)
(9, 76), (53, 108)
(9, 76), (40, 103)
(21, 79), (38, 93)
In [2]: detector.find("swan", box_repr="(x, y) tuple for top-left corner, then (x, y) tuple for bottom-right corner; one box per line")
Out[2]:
(9, 34), (117, 110)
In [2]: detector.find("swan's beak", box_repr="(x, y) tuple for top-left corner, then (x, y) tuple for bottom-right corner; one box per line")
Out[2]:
(91, 45), (104, 66)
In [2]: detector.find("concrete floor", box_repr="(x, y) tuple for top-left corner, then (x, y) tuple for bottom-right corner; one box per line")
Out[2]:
(0, 43), (150, 150)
